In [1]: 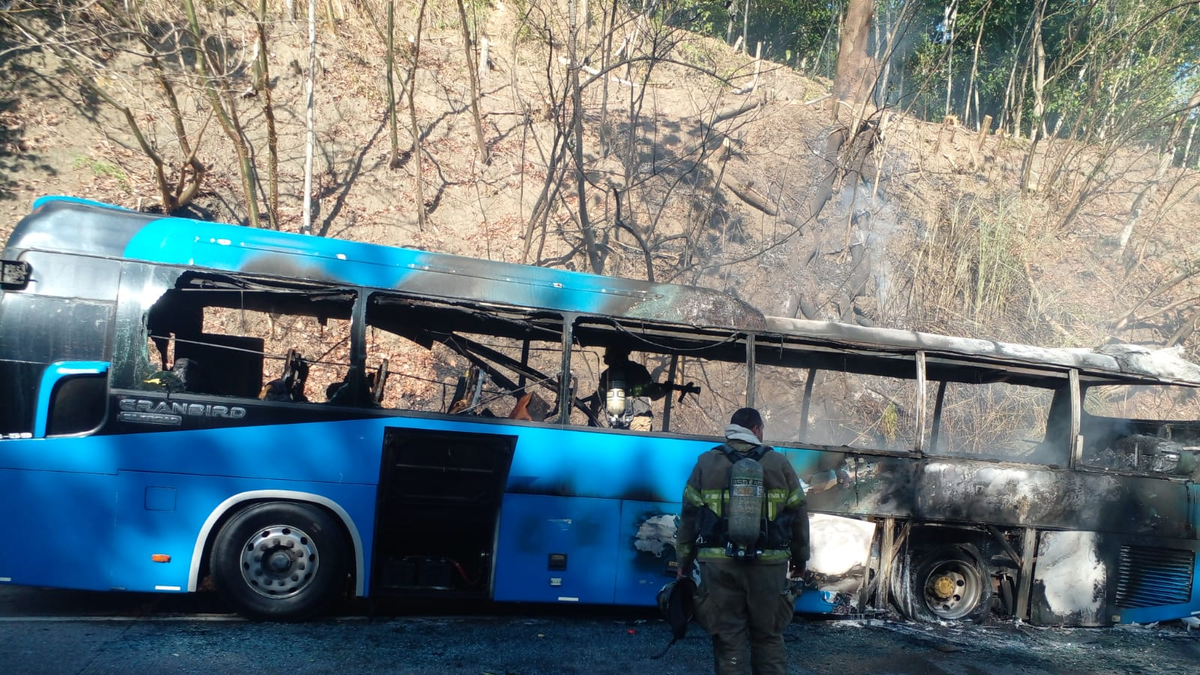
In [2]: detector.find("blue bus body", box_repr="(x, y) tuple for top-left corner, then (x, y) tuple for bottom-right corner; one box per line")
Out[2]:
(2, 196), (1198, 625)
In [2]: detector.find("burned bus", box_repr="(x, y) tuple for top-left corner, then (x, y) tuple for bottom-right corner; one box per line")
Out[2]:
(1, 196), (1197, 626)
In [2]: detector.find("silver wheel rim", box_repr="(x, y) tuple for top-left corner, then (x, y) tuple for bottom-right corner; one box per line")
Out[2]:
(239, 524), (320, 599)
(921, 557), (983, 620)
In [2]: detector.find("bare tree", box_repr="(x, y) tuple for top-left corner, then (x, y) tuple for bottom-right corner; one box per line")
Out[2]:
(256, 0), (280, 229)
(385, 0), (403, 169)
(963, 0), (992, 129)
(301, 0), (317, 235)
(408, 0), (430, 231)
(455, 0), (489, 164)
(568, 0), (603, 273)
(1117, 88), (1200, 257)
(832, 0), (877, 115)
(1019, 0), (1049, 192)
(183, 0), (262, 227)
(3, 4), (208, 212)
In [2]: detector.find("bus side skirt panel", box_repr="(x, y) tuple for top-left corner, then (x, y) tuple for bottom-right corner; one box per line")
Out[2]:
(0, 469), (114, 591)
(493, 493), (620, 604)
(107, 474), (376, 596)
(1031, 530), (1200, 626)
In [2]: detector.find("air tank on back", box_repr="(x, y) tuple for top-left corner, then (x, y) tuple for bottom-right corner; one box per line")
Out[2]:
(726, 456), (764, 558)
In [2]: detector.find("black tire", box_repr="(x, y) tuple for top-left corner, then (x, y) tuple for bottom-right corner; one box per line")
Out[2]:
(210, 501), (349, 621)
(902, 544), (992, 623)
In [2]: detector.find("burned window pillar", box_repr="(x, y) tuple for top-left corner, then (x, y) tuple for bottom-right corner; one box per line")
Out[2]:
(915, 351), (927, 453)
(112, 262), (178, 390)
(343, 287), (369, 405)
(556, 315), (576, 423)
(745, 333), (756, 408)
(1015, 527), (1038, 620)
(1069, 369), (1083, 469)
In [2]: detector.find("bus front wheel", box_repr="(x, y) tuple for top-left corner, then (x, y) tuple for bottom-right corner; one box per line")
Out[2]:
(211, 501), (349, 621)
(900, 544), (992, 623)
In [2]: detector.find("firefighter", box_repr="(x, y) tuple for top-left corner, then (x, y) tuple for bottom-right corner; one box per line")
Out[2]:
(591, 344), (699, 430)
(676, 407), (810, 675)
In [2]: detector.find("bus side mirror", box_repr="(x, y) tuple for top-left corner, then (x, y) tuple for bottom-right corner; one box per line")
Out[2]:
(1, 259), (31, 289)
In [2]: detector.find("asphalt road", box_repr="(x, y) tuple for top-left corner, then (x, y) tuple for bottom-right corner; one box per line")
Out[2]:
(2, 586), (1198, 675)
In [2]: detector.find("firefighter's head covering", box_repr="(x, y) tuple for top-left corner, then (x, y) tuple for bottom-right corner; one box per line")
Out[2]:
(603, 343), (633, 365)
(651, 577), (696, 659)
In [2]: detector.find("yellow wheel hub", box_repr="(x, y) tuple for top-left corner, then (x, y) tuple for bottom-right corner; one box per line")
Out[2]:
(933, 575), (956, 599)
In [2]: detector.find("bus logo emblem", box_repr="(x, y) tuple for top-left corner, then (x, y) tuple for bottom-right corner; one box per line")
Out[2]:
(118, 398), (247, 425)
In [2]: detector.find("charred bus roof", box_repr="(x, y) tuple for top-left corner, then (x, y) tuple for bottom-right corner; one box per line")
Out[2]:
(763, 316), (1200, 387)
(10, 197), (1199, 388)
(5, 196), (765, 331)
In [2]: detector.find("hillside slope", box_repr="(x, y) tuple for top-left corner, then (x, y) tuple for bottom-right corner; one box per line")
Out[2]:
(1, 4), (1198, 357)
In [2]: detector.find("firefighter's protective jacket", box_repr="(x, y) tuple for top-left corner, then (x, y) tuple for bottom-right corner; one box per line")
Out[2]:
(676, 436), (809, 568)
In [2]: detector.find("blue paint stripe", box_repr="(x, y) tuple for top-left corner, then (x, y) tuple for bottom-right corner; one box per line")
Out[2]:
(121, 219), (660, 315)
(34, 361), (109, 438)
(32, 196), (137, 212)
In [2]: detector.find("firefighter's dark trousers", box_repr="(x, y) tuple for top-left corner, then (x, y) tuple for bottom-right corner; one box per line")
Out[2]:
(693, 560), (794, 675)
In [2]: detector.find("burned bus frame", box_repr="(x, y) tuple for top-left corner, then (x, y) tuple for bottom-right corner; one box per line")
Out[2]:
(754, 317), (1200, 626)
(1, 196), (1197, 626)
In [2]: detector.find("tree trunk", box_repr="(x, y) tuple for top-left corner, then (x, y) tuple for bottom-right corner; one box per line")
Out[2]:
(455, 0), (489, 164)
(386, 0), (402, 169)
(741, 0), (750, 54)
(832, 0), (876, 116)
(257, 0), (280, 230)
(569, 0), (604, 273)
(944, 1), (957, 119)
(1183, 116), (1197, 169)
(152, 61), (205, 211)
(183, 0), (261, 228)
(726, 2), (735, 45)
(874, 3), (889, 105)
(963, 2), (989, 128)
(1030, 0), (1047, 138)
(408, 0), (430, 231)
(598, 0), (618, 156)
(302, 0), (317, 234)
(999, 9), (1035, 136)
(1019, 0), (1047, 190)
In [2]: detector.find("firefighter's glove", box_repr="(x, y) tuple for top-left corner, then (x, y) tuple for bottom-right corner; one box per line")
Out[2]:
(788, 561), (805, 580)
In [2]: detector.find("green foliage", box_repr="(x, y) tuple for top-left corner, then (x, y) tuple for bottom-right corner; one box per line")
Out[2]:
(879, 402), (899, 445)
(670, 0), (838, 68)
(73, 155), (129, 188)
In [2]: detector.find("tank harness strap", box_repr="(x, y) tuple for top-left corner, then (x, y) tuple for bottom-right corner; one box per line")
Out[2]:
(717, 442), (767, 463)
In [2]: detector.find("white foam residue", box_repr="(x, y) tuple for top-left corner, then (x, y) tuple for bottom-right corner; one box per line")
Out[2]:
(1097, 344), (1200, 380)
(808, 514), (875, 575)
(1036, 531), (1105, 617)
(923, 462), (954, 476)
(634, 514), (676, 557)
(760, 317), (1200, 383)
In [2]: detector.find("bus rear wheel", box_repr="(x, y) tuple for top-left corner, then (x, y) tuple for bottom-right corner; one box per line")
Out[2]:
(899, 544), (992, 623)
(211, 501), (348, 621)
